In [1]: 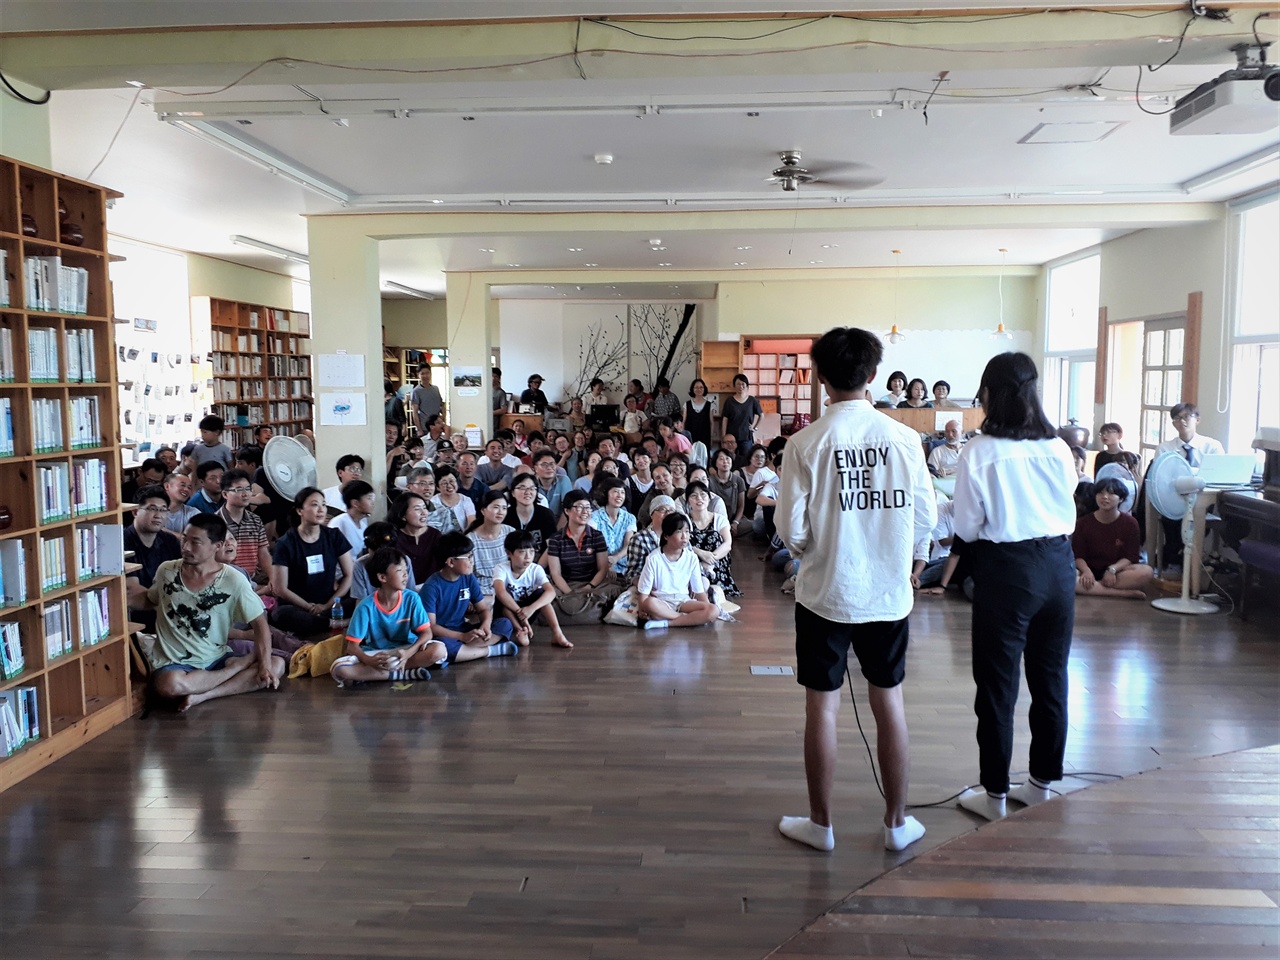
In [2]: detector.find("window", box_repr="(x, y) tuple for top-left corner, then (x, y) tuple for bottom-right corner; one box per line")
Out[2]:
(1043, 252), (1100, 427)
(1226, 193), (1280, 453)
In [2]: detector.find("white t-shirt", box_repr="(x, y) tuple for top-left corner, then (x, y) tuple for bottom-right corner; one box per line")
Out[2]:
(492, 561), (550, 605)
(431, 494), (476, 531)
(637, 547), (708, 606)
(745, 466), (780, 500)
(330, 513), (369, 554)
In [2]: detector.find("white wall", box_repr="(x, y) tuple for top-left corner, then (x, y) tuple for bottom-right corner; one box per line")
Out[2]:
(1099, 219), (1229, 442)
(498, 300), (566, 403)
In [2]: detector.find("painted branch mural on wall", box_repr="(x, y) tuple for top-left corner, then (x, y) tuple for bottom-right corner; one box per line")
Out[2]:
(565, 312), (629, 401)
(629, 303), (700, 392)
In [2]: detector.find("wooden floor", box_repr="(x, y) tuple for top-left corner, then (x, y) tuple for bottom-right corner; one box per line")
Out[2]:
(770, 744), (1280, 960)
(0, 546), (1276, 960)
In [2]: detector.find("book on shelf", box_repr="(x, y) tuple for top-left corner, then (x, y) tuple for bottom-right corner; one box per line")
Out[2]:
(69, 395), (101, 449)
(0, 687), (39, 755)
(779, 369), (795, 384)
(37, 461), (71, 523)
(0, 621), (24, 679)
(23, 256), (90, 315)
(0, 250), (7, 308)
(0, 326), (14, 381)
(0, 398), (14, 458)
(32, 397), (65, 452)
(40, 536), (68, 592)
(77, 586), (110, 648)
(27, 327), (60, 382)
(0, 540), (27, 608)
(42, 598), (72, 660)
(71, 457), (109, 516)
(76, 524), (124, 580)
(64, 328), (97, 383)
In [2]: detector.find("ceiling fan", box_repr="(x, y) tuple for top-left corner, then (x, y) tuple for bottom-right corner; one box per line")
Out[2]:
(765, 150), (884, 193)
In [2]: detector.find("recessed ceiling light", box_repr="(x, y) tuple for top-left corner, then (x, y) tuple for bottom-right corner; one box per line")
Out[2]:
(506, 263), (521, 267)
(479, 247), (495, 253)
(821, 243), (838, 249)
(608, 285), (618, 289)
(648, 238), (662, 245)
(650, 246), (666, 251)
(567, 247), (583, 252)
(809, 260), (824, 264)
(430, 199), (444, 204)
(736, 246), (752, 251)
(658, 262), (672, 267)
(584, 262), (599, 267)
(733, 261), (747, 266)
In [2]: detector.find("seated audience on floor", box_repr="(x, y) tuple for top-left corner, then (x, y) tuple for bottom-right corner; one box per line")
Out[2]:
(476, 438), (515, 491)
(161, 471), (200, 534)
(433, 438), (457, 469)
(394, 436), (427, 481)
(323, 454), (365, 512)
(419, 532), (518, 662)
(927, 420), (966, 477)
(431, 466), (477, 532)
(390, 491), (443, 584)
(1070, 445), (1094, 516)
(494, 429), (525, 468)
(331, 547), (447, 687)
(636, 463), (680, 528)
(532, 449), (573, 517)
(506, 473), (559, 559)
(625, 495), (675, 585)
(912, 496), (955, 590)
(546, 490), (614, 600)
(595, 434), (631, 476)
(572, 451), (604, 494)
(898, 377), (933, 409)
(421, 415), (449, 461)
(124, 483), (183, 632)
(1094, 421), (1141, 477)
(621, 394), (649, 443)
(635, 512), (720, 630)
(466, 491), (515, 597)
(707, 447), (748, 536)
(385, 422), (409, 484)
(128, 513), (284, 712)
(331, 479), (376, 553)
(350, 521), (418, 600)
(493, 531), (571, 648)
(122, 457), (166, 505)
(932, 379), (962, 409)
(234, 444), (262, 477)
(251, 425), (274, 447)
(155, 445), (179, 472)
(589, 477), (637, 575)
(657, 417), (693, 458)
(716, 431), (745, 470)
(680, 466), (727, 518)
(216, 468), (271, 590)
(384, 379), (406, 428)
(880, 370), (907, 406)
(626, 448), (655, 513)
(186, 460), (225, 514)
(455, 451), (489, 508)
(666, 452), (689, 497)
(740, 444), (780, 538)
(1072, 477), (1154, 599)
(684, 479), (740, 598)
(270, 487), (355, 636)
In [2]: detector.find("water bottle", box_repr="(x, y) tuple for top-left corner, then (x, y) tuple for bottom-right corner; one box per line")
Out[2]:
(329, 598), (344, 632)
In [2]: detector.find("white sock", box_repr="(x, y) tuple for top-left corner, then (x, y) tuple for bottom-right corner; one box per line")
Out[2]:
(643, 619), (670, 631)
(487, 640), (519, 657)
(1008, 778), (1053, 807)
(778, 816), (834, 852)
(884, 815), (926, 852)
(958, 787), (1007, 821)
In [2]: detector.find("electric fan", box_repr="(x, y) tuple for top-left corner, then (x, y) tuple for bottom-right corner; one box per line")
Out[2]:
(1145, 451), (1217, 615)
(261, 435), (318, 501)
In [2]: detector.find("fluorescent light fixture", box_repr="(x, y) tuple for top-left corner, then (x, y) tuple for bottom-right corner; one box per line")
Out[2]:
(168, 120), (351, 206)
(230, 235), (309, 264)
(383, 281), (435, 300)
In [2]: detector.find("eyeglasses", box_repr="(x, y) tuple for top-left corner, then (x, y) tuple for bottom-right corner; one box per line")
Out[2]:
(226, 486), (252, 495)
(570, 503), (594, 512)
(1172, 415), (1198, 424)
(138, 504), (167, 514)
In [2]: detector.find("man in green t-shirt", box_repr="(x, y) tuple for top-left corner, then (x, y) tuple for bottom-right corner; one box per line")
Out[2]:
(129, 513), (285, 712)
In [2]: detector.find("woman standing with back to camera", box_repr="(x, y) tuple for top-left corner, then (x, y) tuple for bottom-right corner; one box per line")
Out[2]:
(952, 352), (1077, 821)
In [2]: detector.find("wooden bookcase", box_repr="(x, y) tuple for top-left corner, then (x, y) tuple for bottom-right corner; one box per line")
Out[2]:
(196, 297), (312, 449)
(741, 336), (820, 422)
(0, 154), (132, 793)
(383, 344), (449, 435)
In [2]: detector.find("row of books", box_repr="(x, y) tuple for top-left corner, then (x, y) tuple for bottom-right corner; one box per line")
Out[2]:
(76, 524), (125, 581)
(0, 621), (24, 679)
(0, 251), (8, 309)
(0, 540), (27, 608)
(38, 461), (71, 523)
(32, 397), (64, 453)
(26, 327), (99, 383)
(267, 379), (309, 399)
(78, 586), (111, 648)
(40, 536), (67, 592)
(249, 308), (307, 333)
(269, 401), (311, 421)
(44, 597), (73, 660)
(0, 687), (39, 756)
(267, 356), (309, 377)
(266, 335), (304, 355)
(24, 256), (92, 315)
(0, 398), (13, 458)
(73, 457), (110, 516)
(0, 327), (14, 381)
(69, 395), (103, 449)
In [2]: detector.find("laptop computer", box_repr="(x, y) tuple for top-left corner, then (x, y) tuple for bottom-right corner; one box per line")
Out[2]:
(588, 404), (620, 429)
(1195, 454), (1257, 487)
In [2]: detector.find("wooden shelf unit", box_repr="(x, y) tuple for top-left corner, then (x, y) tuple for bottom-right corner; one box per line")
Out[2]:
(0, 153), (133, 793)
(700, 337), (822, 435)
(383, 345), (449, 435)
(197, 297), (313, 448)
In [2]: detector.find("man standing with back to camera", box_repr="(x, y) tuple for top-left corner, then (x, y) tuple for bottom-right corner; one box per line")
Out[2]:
(775, 327), (936, 853)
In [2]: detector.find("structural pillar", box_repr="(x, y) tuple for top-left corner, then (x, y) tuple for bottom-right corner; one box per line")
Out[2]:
(445, 271), (494, 443)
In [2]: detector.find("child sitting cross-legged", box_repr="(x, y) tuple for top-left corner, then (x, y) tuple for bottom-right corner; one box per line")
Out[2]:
(419, 532), (520, 663)
(330, 547), (448, 687)
(492, 530), (572, 648)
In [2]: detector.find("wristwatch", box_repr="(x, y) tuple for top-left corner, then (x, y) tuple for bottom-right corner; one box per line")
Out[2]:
(1106, 565), (1118, 575)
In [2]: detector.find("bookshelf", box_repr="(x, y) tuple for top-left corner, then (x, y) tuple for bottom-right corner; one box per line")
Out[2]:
(383, 345), (450, 434)
(0, 154), (132, 791)
(742, 337), (820, 424)
(196, 297), (313, 449)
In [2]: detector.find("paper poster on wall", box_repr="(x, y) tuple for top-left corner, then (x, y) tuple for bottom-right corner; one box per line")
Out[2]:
(453, 366), (483, 388)
(318, 353), (365, 388)
(318, 392), (368, 426)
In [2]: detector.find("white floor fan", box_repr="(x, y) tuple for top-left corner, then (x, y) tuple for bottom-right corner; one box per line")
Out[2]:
(1146, 451), (1217, 615)
(261, 435), (318, 502)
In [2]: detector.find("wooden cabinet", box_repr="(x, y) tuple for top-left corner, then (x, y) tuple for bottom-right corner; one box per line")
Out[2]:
(197, 297), (312, 448)
(0, 154), (132, 792)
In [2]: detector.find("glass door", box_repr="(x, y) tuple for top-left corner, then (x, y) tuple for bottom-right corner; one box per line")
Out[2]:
(1138, 317), (1186, 466)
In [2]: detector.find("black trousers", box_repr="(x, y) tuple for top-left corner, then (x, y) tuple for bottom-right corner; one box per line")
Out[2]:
(969, 536), (1076, 793)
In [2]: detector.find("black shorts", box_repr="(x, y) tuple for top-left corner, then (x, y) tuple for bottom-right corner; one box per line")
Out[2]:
(794, 603), (909, 691)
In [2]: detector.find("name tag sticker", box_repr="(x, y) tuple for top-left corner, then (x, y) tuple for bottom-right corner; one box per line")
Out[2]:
(306, 554), (325, 575)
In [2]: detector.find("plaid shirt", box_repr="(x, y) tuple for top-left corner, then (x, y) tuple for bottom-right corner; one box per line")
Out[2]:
(625, 528), (660, 584)
(649, 392), (682, 419)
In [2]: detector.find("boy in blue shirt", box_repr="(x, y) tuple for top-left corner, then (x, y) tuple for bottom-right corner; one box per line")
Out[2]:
(419, 532), (519, 663)
(331, 547), (447, 687)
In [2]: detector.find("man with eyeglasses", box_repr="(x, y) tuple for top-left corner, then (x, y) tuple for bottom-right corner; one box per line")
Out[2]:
(217, 468), (272, 589)
(1153, 402), (1224, 570)
(124, 483), (184, 631)
(323, 454), (366, 512)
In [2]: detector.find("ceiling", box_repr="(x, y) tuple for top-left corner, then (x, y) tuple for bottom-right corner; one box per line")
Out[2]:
(21, 6), (1280, 298)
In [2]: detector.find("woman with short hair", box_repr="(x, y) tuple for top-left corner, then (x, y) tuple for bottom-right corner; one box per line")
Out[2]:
(1072, 477), (1153, 599)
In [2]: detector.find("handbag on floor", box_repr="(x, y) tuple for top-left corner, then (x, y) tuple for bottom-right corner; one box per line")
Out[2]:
(554, 581), (623, 625)
(603, 587), (641, 627)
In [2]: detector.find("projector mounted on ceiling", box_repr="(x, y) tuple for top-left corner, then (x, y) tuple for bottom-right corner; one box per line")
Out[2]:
(1170, 44), (1280, 135)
